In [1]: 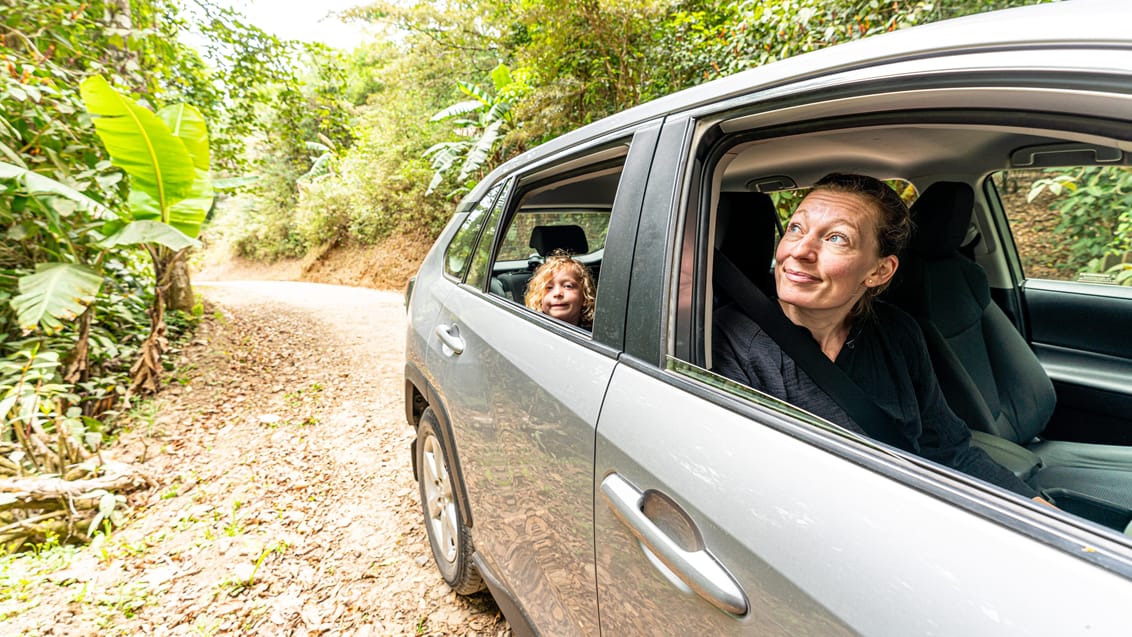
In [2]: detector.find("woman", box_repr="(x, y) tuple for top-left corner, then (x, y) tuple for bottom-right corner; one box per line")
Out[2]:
(524, 250), (596, 329)
(713, 173), (1045, 501)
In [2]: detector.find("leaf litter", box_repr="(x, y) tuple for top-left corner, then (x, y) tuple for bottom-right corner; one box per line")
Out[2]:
(2, 281), (507, 636)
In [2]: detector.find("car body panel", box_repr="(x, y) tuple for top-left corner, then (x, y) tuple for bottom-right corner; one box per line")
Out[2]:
(594, 361), (1132, 636)
(427, 287), (615, 635)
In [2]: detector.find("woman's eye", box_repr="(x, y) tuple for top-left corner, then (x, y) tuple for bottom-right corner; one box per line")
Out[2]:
(827, 233), (848, 245)
(786, 222), (802, 234)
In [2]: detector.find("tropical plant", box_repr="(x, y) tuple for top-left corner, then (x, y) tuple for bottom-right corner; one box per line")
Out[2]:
(80, 75), (212, 394)
(1028, 166), (1132, 283)
(424, 64), (532, 196)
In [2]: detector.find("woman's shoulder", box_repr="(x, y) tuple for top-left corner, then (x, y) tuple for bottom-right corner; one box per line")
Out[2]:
(713, 302), (770, 347)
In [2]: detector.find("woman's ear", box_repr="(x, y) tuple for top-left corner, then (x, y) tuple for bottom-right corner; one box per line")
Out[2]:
(866, 254), (899, 289)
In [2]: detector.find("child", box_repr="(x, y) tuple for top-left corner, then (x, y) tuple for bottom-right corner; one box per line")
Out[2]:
(524, 251), (596, 329)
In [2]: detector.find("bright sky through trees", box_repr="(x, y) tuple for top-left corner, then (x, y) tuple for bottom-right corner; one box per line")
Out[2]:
(214, 0), (369, 49)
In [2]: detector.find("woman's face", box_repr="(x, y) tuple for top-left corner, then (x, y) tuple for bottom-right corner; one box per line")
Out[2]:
(540, 268), (583, 325)
(775, 189), (898, 321)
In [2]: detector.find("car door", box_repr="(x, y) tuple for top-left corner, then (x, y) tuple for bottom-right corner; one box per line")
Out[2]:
(423, 128), (656, 635)
(592, 113), (1132, 635)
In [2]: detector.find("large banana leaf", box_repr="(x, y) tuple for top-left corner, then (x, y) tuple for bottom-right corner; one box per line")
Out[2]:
(156, 103), (212, 237)
(80, 76), (196, 213)
(98, 219), (200, 251)
(127, 174), (211, 239)
(158, 103), (209, 171)
(0, 161), (115, 219)
(11, 263), (103, 335)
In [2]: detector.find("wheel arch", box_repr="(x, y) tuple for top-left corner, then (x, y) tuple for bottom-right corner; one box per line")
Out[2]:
(405, 362), (475, 528)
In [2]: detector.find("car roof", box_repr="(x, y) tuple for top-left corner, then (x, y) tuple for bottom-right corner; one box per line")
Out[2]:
(458, 0), (1132, 212)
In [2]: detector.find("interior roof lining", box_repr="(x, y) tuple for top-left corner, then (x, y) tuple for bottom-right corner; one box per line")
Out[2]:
(718, 118), (1132, 192)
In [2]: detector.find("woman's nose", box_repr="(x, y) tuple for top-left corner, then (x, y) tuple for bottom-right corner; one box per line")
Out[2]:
(784, 234), (818, 260)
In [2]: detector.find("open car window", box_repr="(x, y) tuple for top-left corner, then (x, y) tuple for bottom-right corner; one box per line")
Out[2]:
(992, 166), (1132, 286)
(484, 156), (624, 330)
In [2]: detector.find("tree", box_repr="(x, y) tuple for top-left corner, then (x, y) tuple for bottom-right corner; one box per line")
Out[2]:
(80, 75), (212, 395)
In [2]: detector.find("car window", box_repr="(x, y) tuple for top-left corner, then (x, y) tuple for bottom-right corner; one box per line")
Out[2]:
(444, 181), (505, 280)
(465, 179), (513, 290)
(484, 156), (624, 329)
(992, 166), (1132, 285)
(495, 210), (610, 262)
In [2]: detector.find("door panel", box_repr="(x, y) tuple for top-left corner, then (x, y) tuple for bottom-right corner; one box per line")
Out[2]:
(594, 361), (1132, 636)
(1023, 281), (1132, 444)
(429, 289), (615, 636)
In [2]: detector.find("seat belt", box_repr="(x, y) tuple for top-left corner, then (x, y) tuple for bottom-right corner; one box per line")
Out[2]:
(713, 250), (910, 451)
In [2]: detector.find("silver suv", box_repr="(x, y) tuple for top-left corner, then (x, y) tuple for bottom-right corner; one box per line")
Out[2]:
(404, 2), (1132, 634)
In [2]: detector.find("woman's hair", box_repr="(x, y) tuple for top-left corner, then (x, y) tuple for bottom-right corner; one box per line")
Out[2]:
(524, 251), (597, 327)
(810, 172), (912, 314)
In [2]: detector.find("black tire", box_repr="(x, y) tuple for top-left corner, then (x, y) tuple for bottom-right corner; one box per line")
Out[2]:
(416, 407), (485, 594)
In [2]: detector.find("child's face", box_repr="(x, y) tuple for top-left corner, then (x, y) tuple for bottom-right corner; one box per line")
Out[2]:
(540, 268), (583, 325)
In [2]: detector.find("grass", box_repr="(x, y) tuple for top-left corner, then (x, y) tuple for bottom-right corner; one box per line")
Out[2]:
(0, 537), (83, 621)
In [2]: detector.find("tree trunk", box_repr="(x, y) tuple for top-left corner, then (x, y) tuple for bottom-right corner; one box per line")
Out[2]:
(129, 246), (177, 395)
(63, 307), (92, 385)
(167, 252), (195, 312)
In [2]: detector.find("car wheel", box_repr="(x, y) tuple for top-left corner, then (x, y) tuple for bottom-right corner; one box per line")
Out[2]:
(416, 407), (485, 594)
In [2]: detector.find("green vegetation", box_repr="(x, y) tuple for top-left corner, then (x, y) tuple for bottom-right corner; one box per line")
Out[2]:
(0, 0), (343, 550)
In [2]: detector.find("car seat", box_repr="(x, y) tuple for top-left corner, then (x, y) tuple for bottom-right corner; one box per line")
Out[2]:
(496, 224), (589, 304)
(887, 181), (1132, 521)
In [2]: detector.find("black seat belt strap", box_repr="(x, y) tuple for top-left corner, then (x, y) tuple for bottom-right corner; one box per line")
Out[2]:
(714, 250), (908, 450)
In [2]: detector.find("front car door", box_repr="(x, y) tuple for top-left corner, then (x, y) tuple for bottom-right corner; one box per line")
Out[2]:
(593, 12), (1132, 634)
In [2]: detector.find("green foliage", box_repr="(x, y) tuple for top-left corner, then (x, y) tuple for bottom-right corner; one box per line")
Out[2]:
(425, 64), (532, 196)
(1028, 166), (1132, 284)
(10, 263), (103, 335)
(1, 0), (299, 470)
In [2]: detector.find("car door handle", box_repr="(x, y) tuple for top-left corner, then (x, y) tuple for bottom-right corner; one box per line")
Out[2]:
(435, 324), (465, 355)
(601, 472), (748, 616)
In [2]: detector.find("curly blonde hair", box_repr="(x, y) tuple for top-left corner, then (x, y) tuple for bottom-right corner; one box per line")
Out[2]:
(523, 251), (596, 328)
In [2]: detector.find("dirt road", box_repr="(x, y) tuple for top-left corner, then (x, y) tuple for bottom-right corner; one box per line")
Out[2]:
(4, 281), (506, 636)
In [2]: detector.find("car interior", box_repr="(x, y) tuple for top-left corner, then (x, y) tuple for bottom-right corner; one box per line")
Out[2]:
(488, 163), (620, 316)
(700, 113), (1132, 533)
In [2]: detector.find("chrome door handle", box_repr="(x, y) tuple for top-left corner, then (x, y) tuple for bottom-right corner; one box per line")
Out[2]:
(601, 472), (748, 616)
(434, 324), (465, 355)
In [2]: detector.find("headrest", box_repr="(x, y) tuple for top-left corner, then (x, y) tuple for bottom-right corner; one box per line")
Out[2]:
(909, 182), (975, 258)
(529, 225), (588, 257)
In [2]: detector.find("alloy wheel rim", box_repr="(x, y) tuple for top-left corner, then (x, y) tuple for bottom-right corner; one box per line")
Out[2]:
(422, 433), (458, 564)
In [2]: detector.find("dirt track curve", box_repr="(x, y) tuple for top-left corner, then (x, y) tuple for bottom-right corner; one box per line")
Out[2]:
(4, 281), (507, 636)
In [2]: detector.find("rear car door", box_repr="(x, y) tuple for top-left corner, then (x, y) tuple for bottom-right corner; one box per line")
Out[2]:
(424, 127), (656, 635)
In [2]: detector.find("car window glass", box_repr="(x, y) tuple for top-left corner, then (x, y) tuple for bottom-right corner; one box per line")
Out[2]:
(444, 181), (505, 280)
(992, 166), (1132, 285)
(496, 210), (610, 262)
(466, 179), (513, 290)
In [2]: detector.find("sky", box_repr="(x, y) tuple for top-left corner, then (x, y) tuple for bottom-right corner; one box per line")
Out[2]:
(213, 0), (373, 50)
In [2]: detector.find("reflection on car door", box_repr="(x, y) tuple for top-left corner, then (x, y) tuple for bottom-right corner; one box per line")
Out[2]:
(593, 362), (1132, 635)
(428, 288), (615, 635)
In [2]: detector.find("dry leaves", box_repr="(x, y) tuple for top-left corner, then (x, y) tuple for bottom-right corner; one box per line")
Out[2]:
(3, 281), (506, 636)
